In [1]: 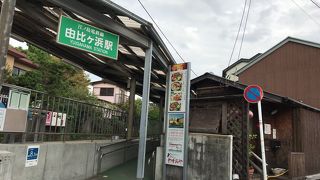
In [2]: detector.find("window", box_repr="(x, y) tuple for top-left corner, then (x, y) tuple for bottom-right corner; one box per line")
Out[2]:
(100, 88), (114, 96)
(12, 66), (26, 76)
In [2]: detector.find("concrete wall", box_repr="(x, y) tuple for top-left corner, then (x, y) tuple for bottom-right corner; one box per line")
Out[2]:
(160, 133), (233, 180)
(0, 139), (155, 180)
(188, 133), (233, 180)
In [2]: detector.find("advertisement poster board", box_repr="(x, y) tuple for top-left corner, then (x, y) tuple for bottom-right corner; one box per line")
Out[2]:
(166, 113), (185, 166)
(165, 63), (190, 167)
(25, 145), (40, 167)
(46, 112), (66, 127)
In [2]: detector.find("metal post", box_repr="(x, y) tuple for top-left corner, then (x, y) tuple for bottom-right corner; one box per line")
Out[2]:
(258, 101), (267, 180)
(127, 78), (136, 140)
(0, 0), (16, 85)
(136, 42), (153, 180)
(183, 62), (191, 180)
(159, 96), (164, 146)
(0, 0), (16, 143)
(162, 67), (170, 180)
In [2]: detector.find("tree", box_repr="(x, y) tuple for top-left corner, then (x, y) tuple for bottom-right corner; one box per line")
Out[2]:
(7, 45), (94, 101)
(120, 98), (162, 135)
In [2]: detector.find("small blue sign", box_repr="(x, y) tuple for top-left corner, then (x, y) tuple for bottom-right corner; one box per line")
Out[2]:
(244, 85), (263, 103)
(27, 148), (39, 160)
(25, 145), (40, 167)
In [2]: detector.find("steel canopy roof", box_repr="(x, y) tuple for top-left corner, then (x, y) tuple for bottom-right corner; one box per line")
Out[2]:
(1, 0), (177, 102)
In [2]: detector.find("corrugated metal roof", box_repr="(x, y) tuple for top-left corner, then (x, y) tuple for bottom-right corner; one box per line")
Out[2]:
(2, 0), (177, 102)
(192, 72), (320, 112)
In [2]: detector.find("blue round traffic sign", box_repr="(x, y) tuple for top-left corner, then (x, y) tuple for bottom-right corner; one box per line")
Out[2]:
(244, 85), (263, 103)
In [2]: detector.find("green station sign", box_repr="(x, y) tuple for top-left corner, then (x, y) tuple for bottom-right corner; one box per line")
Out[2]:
(56, 15), (119, 60)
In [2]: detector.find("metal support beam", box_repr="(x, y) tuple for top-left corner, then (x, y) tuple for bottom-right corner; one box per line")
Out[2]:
(162, 66), (170, 179)
(16, 0), (57, 30)
(47, 0), (150, 48)
(153, 46), (170, 69)
(183, 62), (191, 180)
(0, 0), (16, 84)
(127, 78), (136, 140)
(159, 95), (164, 146)
(136, 42), (153, 179)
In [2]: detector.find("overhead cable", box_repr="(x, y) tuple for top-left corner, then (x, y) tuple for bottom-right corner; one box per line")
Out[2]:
(137, 0), (198, 77)
(227, 0), (248, 67)
(290, 0), (320, 26)
(237, 0), (252, 60)
(311, 0), (320, 8)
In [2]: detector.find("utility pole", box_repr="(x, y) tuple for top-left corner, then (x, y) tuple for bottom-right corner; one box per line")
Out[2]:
(0, 0), (16, 86)
(127, 78), (136, 140)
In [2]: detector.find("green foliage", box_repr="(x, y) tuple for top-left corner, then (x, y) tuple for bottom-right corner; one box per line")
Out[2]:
(7, 45), (95, 101)
(119, 98), (161, 135)
(249, 133), (257, 157)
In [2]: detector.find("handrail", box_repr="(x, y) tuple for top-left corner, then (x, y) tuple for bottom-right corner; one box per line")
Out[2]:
(97, 137), (158, 152)
(306, 173), (320, 180)
(250, 151), (268, 166)
(97, 139), (132, 151)
(249, 151), (268, 178)
(100, 143), (139, 158)
(249, 159), (262, 174)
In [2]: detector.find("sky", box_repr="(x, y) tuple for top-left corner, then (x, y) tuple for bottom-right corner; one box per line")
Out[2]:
(111, 0), (320, 78)
(9, 0), (320, 80)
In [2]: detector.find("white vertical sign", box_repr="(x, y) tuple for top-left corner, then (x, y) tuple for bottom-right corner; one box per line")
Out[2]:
(273, 129), (277, 139)
(165, 63), (190, 167)
(166, 113), (185, 166)
(264, 124), (271, 135)
(0, 108), (6, 131)
(25, 145), (40, 167)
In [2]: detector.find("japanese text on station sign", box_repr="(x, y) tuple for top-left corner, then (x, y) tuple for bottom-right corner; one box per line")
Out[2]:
(56, 15), (119, 60)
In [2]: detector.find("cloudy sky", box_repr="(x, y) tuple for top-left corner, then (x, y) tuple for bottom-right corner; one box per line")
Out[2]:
(10, 0), (320, 80)
(112, 0), (320, 78)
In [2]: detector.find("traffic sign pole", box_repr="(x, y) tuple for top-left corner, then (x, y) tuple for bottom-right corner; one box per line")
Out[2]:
(243, 85), (267, 180)
(258, 101), (267, 180)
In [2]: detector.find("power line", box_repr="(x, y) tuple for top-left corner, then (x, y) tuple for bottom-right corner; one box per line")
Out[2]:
(311, 0), (320, 8)
(237, 0), (252, 60)
(137, 0), (198, 77)
(290, 0), (320, 26)
(227, 0), (248, 67)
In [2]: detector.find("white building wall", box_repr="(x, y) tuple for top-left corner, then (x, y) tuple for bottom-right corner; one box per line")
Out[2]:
(92, 83), (123, 103)
(225, 62), (248, 82)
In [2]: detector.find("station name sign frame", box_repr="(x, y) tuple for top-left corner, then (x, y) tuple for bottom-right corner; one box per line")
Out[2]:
(56, 15), (119, 60)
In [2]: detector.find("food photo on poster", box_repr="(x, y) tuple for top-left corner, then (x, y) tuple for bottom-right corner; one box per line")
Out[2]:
(170, 101), (182, 111)
(168, 63), (188, 113)
(171, 82), (182, 91)
(168, 113), (185, 128)
(171, 92), (182, 101)
(171, 72), (183, 82)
